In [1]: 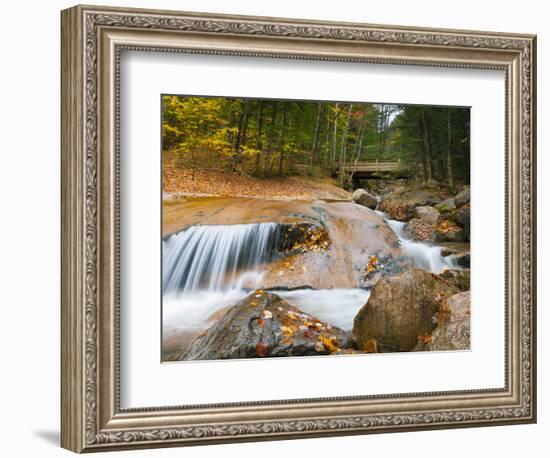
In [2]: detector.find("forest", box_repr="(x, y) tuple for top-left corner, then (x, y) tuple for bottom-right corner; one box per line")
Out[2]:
(162, 95), (470, 191)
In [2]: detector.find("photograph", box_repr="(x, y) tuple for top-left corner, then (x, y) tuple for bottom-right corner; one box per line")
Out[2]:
(161, 95), (471, 362)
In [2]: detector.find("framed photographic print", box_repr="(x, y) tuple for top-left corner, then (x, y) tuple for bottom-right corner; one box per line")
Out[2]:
(61, 4), (537, 453)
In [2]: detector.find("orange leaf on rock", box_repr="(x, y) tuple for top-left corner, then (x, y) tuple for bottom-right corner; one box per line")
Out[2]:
(418, 333), (433, 344)
(255, 343), (269, 357)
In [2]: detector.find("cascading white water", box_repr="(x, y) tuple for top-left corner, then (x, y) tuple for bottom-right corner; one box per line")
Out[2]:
(163, 223), (280, 294)
(375, 210), (455, 273)
(163, 223), (281, 331)
(162, 222), (371, 332)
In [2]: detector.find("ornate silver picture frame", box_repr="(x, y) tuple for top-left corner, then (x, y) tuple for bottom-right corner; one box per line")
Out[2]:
(61, 4), (536, 453)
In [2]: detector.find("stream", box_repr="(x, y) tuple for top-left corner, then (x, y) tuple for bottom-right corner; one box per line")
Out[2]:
(162, 198), (456, 339)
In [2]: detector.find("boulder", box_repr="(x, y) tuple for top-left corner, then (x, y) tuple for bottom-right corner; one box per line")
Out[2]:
(455, 204), (470, 226)
(435, 198), (456, 213)
(428, 291), (470, 351)
(446, 251), (470, 268)
(423, 178), (442, 191)
(360, 255), (411, 288)
(353, 269), (459, 352)
(433, 219), (465, 242)
(404, 218), (434, 241)
(455, 204), (470, 241)
(379, 189), (443, 221)
(180, 292), (353, 360)
(439, 291), (470, 323)
(439, 269), (470, 291)
(444, 228), (466, 242)
(428, 319), (470, 351)
(439, 242), (470, 257)
(352, 188), (378, 210)
(414, 206), (440, 225)
(454, 186), (470, 207)
(261, 201), (402, 290)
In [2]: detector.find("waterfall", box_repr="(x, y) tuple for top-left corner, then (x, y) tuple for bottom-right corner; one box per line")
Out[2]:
(376, 211), (455, 273)
(162, 221), (369, 332)
(163, 223), (280, 295)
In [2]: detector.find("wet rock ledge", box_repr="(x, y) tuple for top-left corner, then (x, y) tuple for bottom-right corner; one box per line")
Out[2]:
(179, 291), (353, 360)
(176, 267), (470, 361)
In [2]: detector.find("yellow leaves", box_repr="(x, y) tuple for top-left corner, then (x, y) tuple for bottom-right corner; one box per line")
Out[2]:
(280, 325), (294, 336)
(366, 255), (379, 274)
(313, 335), (340, 353)
(284, 225), (331, 254)
(319, 335), (339, 353)
(286, 310), (298, 320)
(363, 255), (381, 280)
(435, 219), (461, 234)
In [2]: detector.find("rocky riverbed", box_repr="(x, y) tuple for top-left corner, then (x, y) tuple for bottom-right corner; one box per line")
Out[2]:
(162, 180), (471, 362)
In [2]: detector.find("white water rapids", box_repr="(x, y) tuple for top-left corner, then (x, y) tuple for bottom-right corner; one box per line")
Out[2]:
(163, 222), (280, 294)
(375, 210), (456, 273)
(163, 209), (454, 334)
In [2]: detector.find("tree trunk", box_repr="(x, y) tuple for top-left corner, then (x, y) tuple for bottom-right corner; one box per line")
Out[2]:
(338, 104), (353, 185)
(324, 107), (332, 169)
(378, 105), (388, 158)
(332, 103), (340, 168)
(231, 100), (250, 173)
(420, 110), (433, 181)
(253, 101), (265, 175)
(426, 114), (436, 180)
(310, 102), (323, 167)
(446, 109), (454, 192)
(278, 102), (287, 176)
(346, 110), (368, 188)
(227, 107), (235, 149)
(264, 102), (279, 177)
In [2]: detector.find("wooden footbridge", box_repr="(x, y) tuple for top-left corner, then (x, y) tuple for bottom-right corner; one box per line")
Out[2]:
(335, 160), (403, 179)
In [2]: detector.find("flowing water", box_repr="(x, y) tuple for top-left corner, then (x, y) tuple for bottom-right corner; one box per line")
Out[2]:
(162, 222), (370, 333)
(163, 223), (280, 332)
(163, 204), (455, 337)
(375, 210), (455, 273)
(163, 223), (280, 294)
(275, 289), (371, 330)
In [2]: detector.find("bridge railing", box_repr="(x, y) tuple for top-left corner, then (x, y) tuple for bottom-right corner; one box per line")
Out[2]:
(338, 160), (401, 173)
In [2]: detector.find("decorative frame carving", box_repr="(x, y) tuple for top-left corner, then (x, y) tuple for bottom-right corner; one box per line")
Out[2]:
(61, 4), (536, 452)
